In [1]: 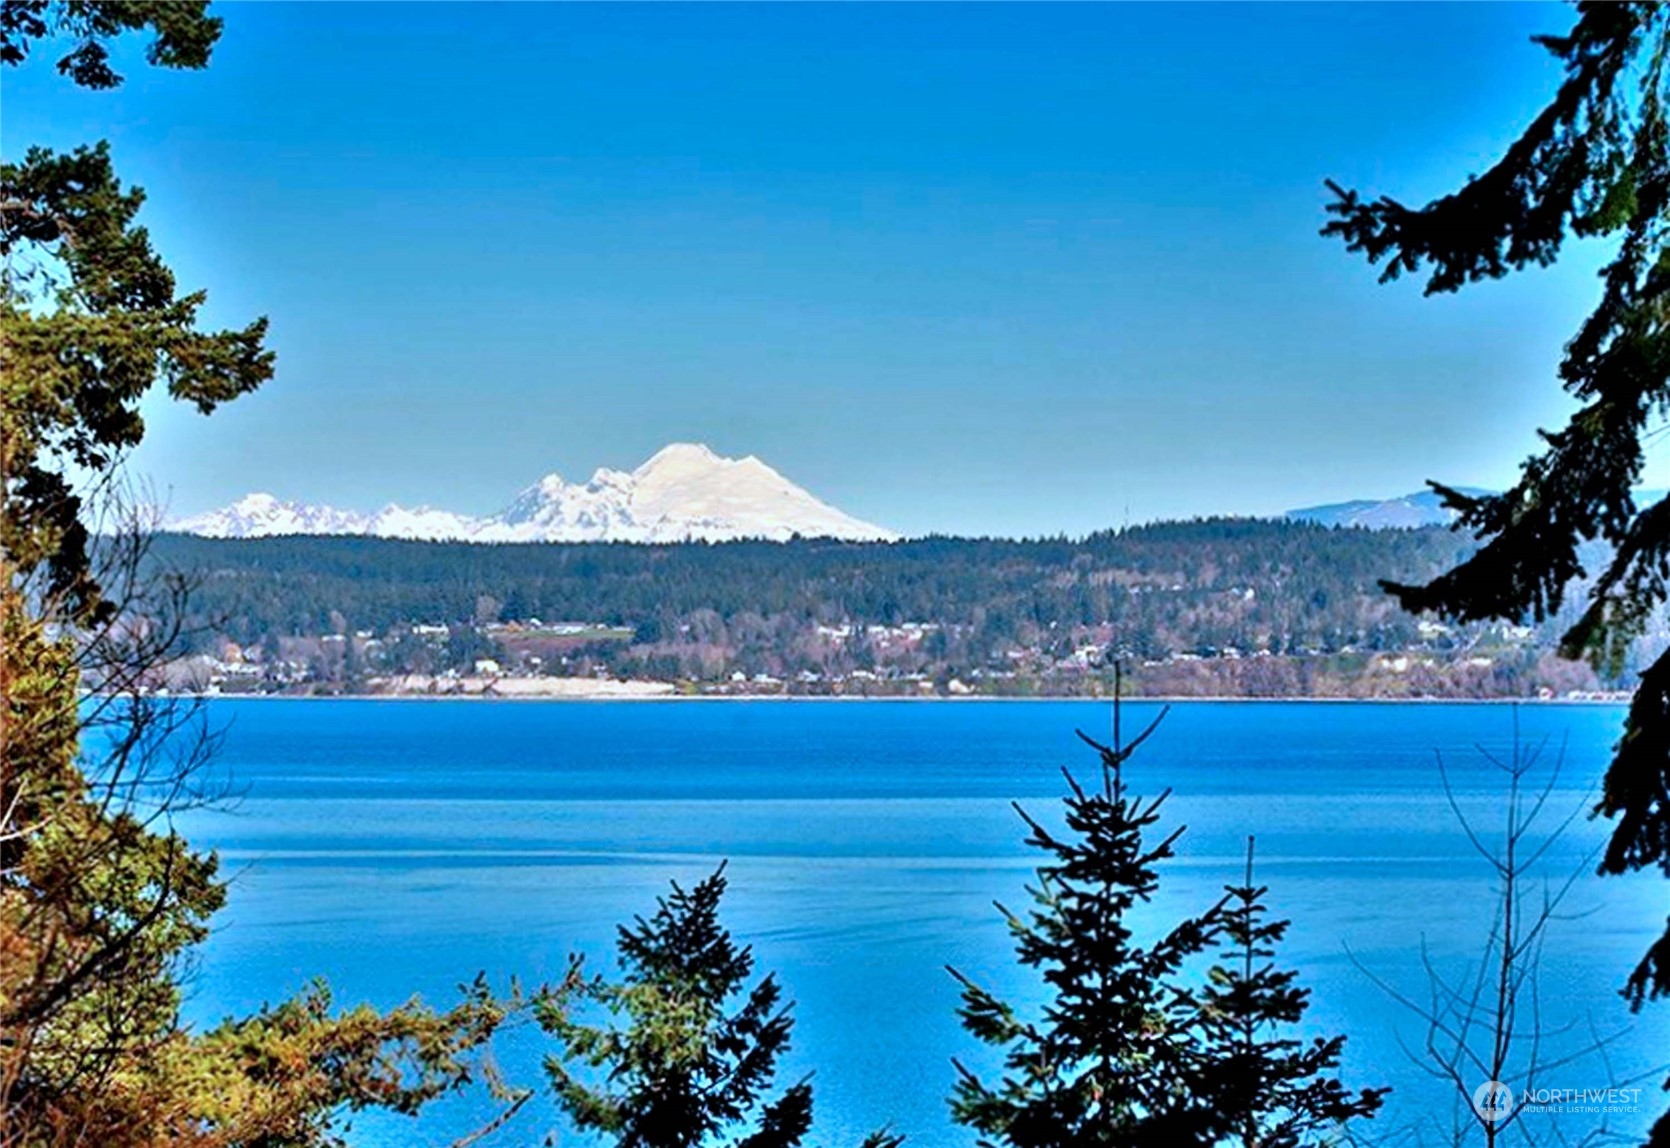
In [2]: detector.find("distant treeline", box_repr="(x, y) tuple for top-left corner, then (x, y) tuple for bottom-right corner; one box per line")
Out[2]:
(140, 517), (1648, 697)
(150, 519), (1489, 645)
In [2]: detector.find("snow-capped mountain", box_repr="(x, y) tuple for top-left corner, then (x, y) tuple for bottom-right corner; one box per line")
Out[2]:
(171, 493), (375, 538)
(168, 444), (897, 543)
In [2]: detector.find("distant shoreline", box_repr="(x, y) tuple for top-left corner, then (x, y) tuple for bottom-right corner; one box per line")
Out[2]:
(136, 690), (1631, 706)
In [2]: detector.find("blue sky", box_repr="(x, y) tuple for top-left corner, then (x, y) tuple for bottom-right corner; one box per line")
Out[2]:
(6, 2), (1650, 537)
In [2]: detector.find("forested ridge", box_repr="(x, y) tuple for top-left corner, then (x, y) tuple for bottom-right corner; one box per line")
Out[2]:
(143, 518), (1638, 697)
(9, 4), (1669, 1145)
(152, 517), (1457, 636)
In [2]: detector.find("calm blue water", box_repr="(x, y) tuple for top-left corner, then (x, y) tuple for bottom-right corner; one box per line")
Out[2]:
(172, 700), (1665, 1146)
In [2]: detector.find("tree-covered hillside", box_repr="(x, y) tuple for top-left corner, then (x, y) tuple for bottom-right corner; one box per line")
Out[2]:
(154, 518), (1452, 641)
(142, 519), (1639, 698)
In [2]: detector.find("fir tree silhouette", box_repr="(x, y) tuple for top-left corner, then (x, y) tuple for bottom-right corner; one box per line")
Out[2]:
(539, 864), (813, 1148)
(949, 670), (1384, 1147)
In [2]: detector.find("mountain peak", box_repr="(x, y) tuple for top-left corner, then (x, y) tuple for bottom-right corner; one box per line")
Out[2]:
(634, 442), (724, 477)
(233, 492), (282, 509)
(170, 444), (897, 543)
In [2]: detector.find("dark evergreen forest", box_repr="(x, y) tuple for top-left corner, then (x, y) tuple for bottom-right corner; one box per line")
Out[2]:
(152, 519), (1465, 643)
(141, 519), (1634, 697)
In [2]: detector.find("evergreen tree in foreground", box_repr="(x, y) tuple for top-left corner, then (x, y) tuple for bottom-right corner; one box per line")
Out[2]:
(538, 865), (816, 1148)
(949, 688), (1384, 1147)
(1323, 0), (1670, 1069)
(2, 7), (525, 1143)
(1198, 840), (1388, 1148)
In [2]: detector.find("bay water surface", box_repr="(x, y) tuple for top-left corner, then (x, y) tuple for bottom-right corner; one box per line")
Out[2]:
(173, 699), (1666, 1146)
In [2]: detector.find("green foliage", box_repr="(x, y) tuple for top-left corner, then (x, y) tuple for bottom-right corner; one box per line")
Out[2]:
(182, 976), (518, 1146)
(1323, 0), (1670, 1037)
(537, 865), (814, 1148)
(144, 521), (1513, 685)
(949, 696), (1382, 1147)
(1, 8), (518, 1145)
(1, 135), (274, 624)
(2, 0), (273, 625)
(0, 1), (221, 89)
(1196, 842), (1388, 1148)
(0, 587), (223, 1142)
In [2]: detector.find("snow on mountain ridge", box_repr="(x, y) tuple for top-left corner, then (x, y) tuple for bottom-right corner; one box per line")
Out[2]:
(169, 444), (897, 543)
(172, 493), (374, 538)
(1285, 488), (1491, 529)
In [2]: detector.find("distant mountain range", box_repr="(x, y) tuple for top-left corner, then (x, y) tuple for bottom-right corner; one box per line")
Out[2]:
(169, 443), (898, 543)
(1287, 487), (1666, 530)
(1284, 488), (1491, 529)
(172, 458), (1664, 543)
